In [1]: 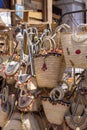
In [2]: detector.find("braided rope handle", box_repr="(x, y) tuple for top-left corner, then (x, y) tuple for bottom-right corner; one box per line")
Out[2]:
(55, 24), (71, 33)
(40, 36), (57, 52)
(50, 81), (69, 101)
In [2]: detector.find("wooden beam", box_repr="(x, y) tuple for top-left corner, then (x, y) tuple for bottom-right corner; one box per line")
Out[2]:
(43, 0), (47, 22)
(47, 0), (52, 23)
(52, 13), (61, 20)
(29, 11), (42, 20)
(13, 13), (24, 22)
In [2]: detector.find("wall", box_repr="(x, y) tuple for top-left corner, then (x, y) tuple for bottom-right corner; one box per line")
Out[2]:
(53, 0), (85, 29)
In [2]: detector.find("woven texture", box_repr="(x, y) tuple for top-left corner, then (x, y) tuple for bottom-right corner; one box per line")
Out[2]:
(34, 55), (65, 88)
(22, 113), (40, 130)
(65, 116), (87, 130)
(2, 113), (22, 130)
(61, 32), (87, 68)
(42, 100), (69, 125)
(0, 99), (9, 127)
(65, 103), (87, 130)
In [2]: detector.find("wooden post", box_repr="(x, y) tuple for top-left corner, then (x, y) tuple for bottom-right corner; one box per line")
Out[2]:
(11, 0), (16, 25)
(43, 0), (47, 22)
(47, 0), (52, 23)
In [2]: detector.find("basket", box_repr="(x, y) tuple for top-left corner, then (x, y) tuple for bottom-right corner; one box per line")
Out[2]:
(65, 103), (87, 130)
(34, 54), (65, 88)
(34, 35), (66, 88)
(61, 24), (87, 68)
(42, 99), (69, 125)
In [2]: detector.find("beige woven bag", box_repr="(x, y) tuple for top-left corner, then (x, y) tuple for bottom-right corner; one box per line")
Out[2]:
(0, 94), (9, 127)
(65, 103), (87, 130)
(42, 82), (69, 125)
(61, 24), (87, 68)
(22, 113), (40, 130)
(34, 36), (65, 88)
(2, 112), (22, 130)
(42, 100), (69, 125)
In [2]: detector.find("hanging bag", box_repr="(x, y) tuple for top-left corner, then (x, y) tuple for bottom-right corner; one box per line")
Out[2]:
(61, 23), (87, 68)
(34, 36), (65, 88)
(42, 81), (69, 125)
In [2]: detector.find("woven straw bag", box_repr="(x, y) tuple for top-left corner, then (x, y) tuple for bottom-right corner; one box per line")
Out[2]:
(65, 103), (87, 130)
(61, 24), (87, 68)
(34, 37), (65, 88)
(22, 113), (40, 130)
(0, 95), (9, 127)
(17, 89), (41, 112)
(2, 112), (22, 130)
(42, 99), (69, 125)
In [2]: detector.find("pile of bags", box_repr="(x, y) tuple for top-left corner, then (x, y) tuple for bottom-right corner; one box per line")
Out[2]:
(0, 23), (87, 130)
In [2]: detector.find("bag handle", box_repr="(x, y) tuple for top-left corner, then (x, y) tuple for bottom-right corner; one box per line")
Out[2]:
(71, 34), (87, 43)
(50, 81), (69, 101)
(56, 24), (71, 33)
(40, 36), (56, 52)
(71, 23), (87, 43)
(18, 89), (34, 108)
(77, 23), (87, 30)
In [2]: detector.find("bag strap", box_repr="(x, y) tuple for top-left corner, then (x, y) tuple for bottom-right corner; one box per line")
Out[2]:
(71, 34), (87, 43)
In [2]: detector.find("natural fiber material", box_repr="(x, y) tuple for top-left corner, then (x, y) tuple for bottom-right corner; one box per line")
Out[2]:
(22, 113), (40, 130)
(0, 98), (9, 127)
(42, 100), (69, 125)
(17, 89), (41, 112)
(65, 103), (87, 130)
(65, 116), (87, 130)
(61, 32), (87, 68)
(34, 113), (48, 130)
(2, 113), (22, 130)
(34, 55), (65, 88)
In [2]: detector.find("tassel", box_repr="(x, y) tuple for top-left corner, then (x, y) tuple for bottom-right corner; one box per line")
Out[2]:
(41, 61), (47, 71)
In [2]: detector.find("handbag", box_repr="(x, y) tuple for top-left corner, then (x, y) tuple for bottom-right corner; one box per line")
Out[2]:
(61, 23), (87, 68)
(34, 36), (66, 88)
(22, 113), (40, 130)
(0, 94), (9, 127)
(65, 91), (87, 130)
(42, 82), (69, 125)
(5, 61), (19, 76)
(2, 112), (22, 130)
(65, 103), (87, 130)
(17, 89), (41, 112)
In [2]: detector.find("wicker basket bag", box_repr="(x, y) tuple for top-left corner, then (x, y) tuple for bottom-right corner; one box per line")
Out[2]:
(65, 103), (87, 130)
(42, 82), (69, 125)
(61, 23), (87, 68)
(42, 100), (69, 125)
(34, 36), (65, 88)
